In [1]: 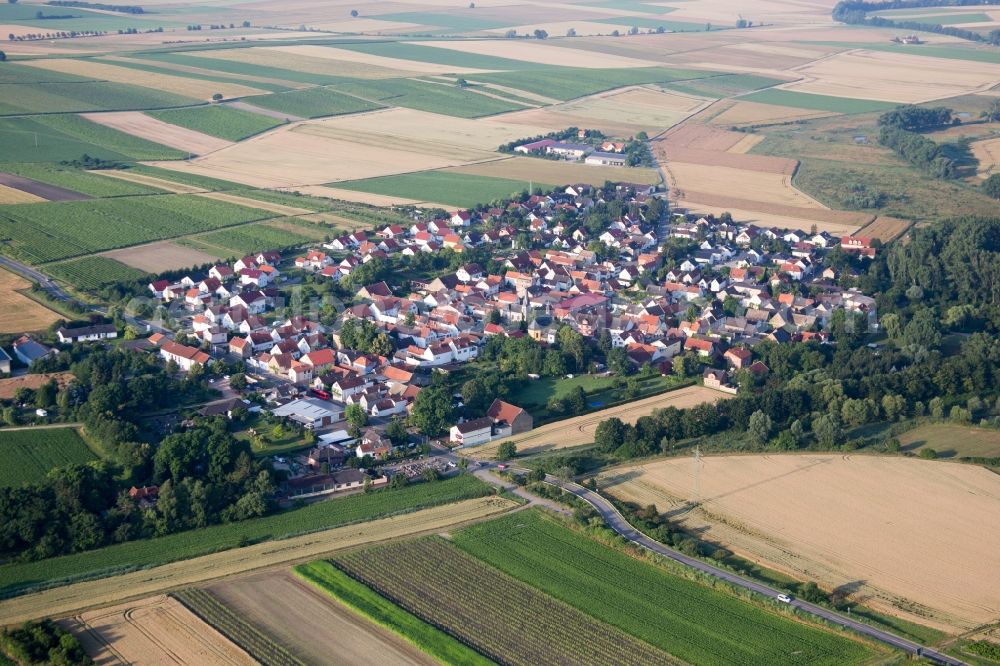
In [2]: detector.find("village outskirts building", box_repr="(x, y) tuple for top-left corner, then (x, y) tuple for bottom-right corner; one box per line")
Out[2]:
(585, 152), (627, 167)
(450, 416), (494, 446)
(56, 324), (118, 345)
(271, 397), (344, 430)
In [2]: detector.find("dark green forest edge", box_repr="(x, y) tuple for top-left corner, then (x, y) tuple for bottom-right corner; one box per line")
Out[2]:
(833, 0), (1000, 44)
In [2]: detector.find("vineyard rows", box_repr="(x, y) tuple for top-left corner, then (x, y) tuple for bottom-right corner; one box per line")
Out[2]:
(333, 537), (676, 666)
(0, 194), (273, 263)
(173, 589), (304, 666)
(452, 511), (877, 666)
(47, 256), (148, 290)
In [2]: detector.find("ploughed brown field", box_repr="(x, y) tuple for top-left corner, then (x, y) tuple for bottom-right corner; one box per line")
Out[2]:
(205, 570), (437, 666)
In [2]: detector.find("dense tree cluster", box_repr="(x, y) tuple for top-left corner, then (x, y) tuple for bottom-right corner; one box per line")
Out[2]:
(48, 0), (144, 12)
(1, 619), (92, 665)
(0, 349), (273, 560)
(878, 105), (954, 131)
(878, 126), (957, 178)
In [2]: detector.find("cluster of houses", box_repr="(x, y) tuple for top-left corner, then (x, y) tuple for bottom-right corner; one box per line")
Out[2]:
(127, 183), (882, 458)
(514, 137), (630, 168)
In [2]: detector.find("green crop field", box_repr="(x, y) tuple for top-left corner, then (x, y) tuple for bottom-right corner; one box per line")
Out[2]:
(473, 67), (718, 101)
(331, 78), (525, 117)
(373, 11), (513, 33)
(0, 163), (165, 198)
(0, 474), (492, 598)
(148, 106), (283, 141)
(240, 87), (383, 119)
(0, 428), (97, 489)
(335, 171), (547, 208)
(453, 511), (878, 665)
(184, 223), (315, 256)
(96, 58), (292, 94)
(0, 115), (185, 164)
(0, 194), (273, 263)
(334, 41), (554, 71)
(739, 89), (898, 114)
(0, 63), (93, 86)
(596, 17), (714, 31)
(799, 42), (1000, 65)
(296, 561), (493, 666)
(140, 52), (358, 88)
(174, 589), (305, 666)
(0, 79), (196, 116)
(663, 74), (787, 97)
(590, 0), (678, 13)
(331, 537), (672, 666)
(47, 256), (149, 290)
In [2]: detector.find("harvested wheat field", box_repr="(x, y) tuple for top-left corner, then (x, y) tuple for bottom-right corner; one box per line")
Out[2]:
(597, 454), (1000, 633)
(449, 157), (661, 186)
(152, 108), (554, 188)
(206, 570), (436, 666)
(655, 144), (797, 174)
(499, 86), (708, 136)
(971, 136), (1000, 178)
(0, 269), (62, 334)
(666, 162), (824, 208)
(190, 45), (428, 78)
(0, 373), (73, 401)
(658, 124), (748, 152)
(102, 241), (222, 273)
(0, 184), (44, 205)
(857, 216), (910, 242)
(727, 133), (765, 153)
(0, 496), (517, 626)
(710, 100), (837, 127)
(467, 385), (728, 459)
(82, 111), (233, 155)
(64, 595), (254, 666)
(21, 59), (264, 100)
(675, 198), (867, 234)
(416, 39), (660, 69)
(260, 44), (491, 75)
(788, 50), (1000, 104)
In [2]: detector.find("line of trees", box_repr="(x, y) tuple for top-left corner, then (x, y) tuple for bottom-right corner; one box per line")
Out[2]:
(878, 125), (957, 178)
(48, 0), (144, 13)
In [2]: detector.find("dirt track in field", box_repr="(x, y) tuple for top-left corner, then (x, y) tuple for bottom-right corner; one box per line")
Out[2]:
(207, 570), (437, 666)
(467, 385), (728, 459)
(64, 595), (254, 666)
(0, 496), (517, 627)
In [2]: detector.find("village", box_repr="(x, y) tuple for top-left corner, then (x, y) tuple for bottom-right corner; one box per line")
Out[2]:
(0, 181), (880, 499)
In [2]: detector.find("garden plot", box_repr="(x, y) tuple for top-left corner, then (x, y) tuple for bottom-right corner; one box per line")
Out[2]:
(82, 111), (233, 155)
(597, 454), (1000, 633)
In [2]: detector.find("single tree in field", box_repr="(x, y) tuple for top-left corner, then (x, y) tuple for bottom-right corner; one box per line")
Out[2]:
(211, 93), (223, 101)
(505, 29), (516, 38)
(495, 441), (516, 460)
(747, 410), (772, 447)
(533, 28), (547, 39)
(455, 77), (468, 88)
(566, 27), (576, 37)
(350, 9), (359, 17)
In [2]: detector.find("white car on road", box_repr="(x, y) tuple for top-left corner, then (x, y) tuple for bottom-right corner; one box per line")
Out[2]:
(776, 594), (793, 604)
